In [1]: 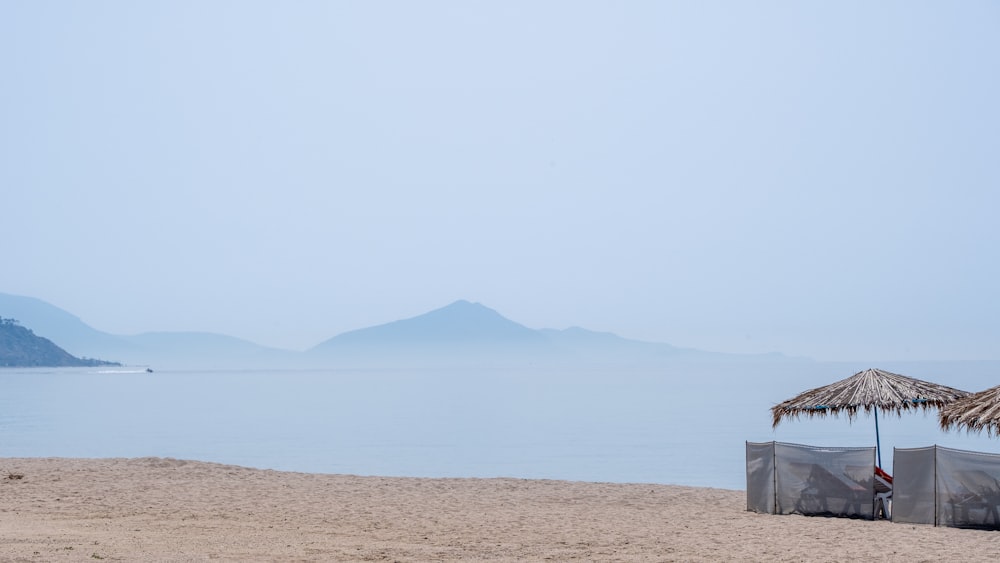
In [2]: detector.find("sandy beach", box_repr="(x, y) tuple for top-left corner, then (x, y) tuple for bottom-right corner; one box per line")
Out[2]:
(1, 458), (999, 562)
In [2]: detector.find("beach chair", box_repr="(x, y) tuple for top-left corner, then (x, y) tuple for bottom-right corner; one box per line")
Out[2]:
(945, 470), (1000, 528)
(874, 466), (892, 520)
(793, 463), (871, 517)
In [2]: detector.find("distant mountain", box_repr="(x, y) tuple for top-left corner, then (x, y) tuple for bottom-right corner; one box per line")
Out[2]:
(0, 292), (295, 369)
(0, 317), (120, 367)
(121, 332), (301, 369)
(1, 292), (801, 369)
(538, 326), (785, 363)
(317, 300), (544, 345)
(308, 300), (552, 365)
(307, 300), (790, 367)
(0, 293), (138, 359)
(541, 326), (693, 362)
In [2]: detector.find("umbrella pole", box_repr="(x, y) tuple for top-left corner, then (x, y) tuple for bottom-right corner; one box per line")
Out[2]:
(874, 406), (882, 468)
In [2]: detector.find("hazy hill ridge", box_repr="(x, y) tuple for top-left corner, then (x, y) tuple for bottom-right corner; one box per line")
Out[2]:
(0, 293), (795, 369)
(307, 300), (776, 366)
(310, 300), (546, 348)
(0, 317), (120, 367)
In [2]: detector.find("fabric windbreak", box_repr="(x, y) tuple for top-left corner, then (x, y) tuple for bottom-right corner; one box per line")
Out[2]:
(936, 446), (1000, 529)
(891, 446), (936, 525)
(746, 441), (876, 519)
(746, 441), (775, 514)
(893, 445), (1000, 529)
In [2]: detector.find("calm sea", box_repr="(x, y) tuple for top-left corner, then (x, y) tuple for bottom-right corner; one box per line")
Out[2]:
(3, 361), (999, 490)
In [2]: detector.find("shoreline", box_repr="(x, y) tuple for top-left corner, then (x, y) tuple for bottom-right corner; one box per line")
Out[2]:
(2, 457), (999, 561)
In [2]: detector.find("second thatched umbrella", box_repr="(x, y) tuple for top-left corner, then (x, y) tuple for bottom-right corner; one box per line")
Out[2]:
(772, 368), (969, 467)
(939, 384), (1000, 437)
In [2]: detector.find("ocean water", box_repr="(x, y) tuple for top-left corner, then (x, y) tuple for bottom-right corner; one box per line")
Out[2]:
(2, 362), (999, 490)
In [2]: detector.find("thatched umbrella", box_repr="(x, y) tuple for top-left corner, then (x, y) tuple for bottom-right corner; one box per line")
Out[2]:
(772, 368), (969, 467)
(939, 384), (1000, 437)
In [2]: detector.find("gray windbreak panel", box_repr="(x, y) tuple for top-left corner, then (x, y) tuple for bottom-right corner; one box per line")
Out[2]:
(774, 443), (875, 519)
(935, 446), (1000, 529)
(891, 446), (936, 525)
(893, 445), (1000, 529)
(746, 441), (875, 519)
(746, 441), (775, 514)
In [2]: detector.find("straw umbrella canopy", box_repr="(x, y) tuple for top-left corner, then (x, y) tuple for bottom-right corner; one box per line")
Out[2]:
(772, 368), (969, 467)
(939, 384), (1000, 437)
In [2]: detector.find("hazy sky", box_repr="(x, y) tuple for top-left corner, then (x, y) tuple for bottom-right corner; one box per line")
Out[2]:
(3, 2), (998, 361)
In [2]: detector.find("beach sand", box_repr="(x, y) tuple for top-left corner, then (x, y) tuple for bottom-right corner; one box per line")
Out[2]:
(2, 458), (999, 562)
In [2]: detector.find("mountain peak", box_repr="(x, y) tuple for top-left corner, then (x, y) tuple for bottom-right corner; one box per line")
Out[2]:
(422, 300), (506, 322)
(310, 300), (543, 352)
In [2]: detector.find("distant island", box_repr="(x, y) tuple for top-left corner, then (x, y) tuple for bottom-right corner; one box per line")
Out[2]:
(0, 317), (121, 367)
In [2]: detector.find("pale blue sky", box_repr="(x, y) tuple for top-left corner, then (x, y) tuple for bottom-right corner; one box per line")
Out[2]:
(2, 1), (998, 360)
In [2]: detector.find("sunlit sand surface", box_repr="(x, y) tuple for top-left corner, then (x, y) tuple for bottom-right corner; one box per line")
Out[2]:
(2, 457), (1000, 561)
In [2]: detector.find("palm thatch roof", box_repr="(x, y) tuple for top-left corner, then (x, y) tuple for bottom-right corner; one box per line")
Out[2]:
(772, 368), (969, 428)
(939, 385), (1000, 437)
